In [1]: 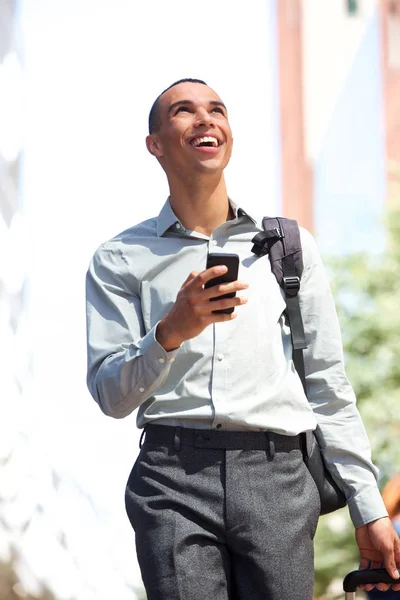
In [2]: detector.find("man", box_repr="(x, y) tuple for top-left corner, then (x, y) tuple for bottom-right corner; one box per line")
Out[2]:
(86, 78), (400, 599)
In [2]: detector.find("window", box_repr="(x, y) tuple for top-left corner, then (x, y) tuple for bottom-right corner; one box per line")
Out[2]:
(347, 0), (358, 15)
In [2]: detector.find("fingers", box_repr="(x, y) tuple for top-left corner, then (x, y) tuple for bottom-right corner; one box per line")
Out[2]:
(198, 294), (248, 315)
(180, 267), (227, 294)
(394, 536), (400, 569)
(203, 279), (249, 300)
(181, 266), (248, 312)
(189, 265), (228, 289)
(382, 541), (400, 581)
(393, 539), (400, 591)
(358, 559), (375, 592)
(373, 561), (390, 592)
(356, 520), (400, 592)
(358, 558), (370, 570)
(181, 271), (200, 288)
(365, 535), (400, 592)
(184, 266), (248, 301)
(358, 560), (393, 592)
(393, 581), (400, 592)
(168, 266), (248, 345)
(211, 311), (238, 323)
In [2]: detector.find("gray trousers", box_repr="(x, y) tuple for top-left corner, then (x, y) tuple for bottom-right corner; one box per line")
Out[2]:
(125, 425), (320, 600)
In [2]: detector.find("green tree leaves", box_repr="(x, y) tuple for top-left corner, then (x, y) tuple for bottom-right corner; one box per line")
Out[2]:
(314, 191), (400, 598)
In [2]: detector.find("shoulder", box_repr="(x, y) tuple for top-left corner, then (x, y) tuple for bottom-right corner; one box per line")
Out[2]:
(90, 216), (158, 262)
(88, 215), (158, 284)
(299, 225), (318, 251)
(298, 226), (323, 270)
(106, 215), (158, 248)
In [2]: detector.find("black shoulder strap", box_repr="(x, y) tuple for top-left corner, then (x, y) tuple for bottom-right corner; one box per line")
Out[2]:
(251, 217), (307, 394)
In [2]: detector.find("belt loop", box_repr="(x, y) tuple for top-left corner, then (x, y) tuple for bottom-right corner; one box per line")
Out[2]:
(139, 426), (146, 449)
(267, 432), (275, 459)
(173, 427), (181, 452)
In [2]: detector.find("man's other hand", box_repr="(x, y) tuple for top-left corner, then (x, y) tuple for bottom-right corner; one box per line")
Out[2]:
(356, 516), (400, 592)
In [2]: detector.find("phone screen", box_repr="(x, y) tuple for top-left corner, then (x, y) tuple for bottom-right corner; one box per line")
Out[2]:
(205, 253), (240, 314)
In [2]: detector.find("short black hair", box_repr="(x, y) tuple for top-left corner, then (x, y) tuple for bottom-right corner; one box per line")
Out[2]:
(148, 78), (208, 134)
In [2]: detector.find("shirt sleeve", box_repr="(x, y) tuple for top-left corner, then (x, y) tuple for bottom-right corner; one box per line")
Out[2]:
(86, 243), (181, 419)
(299, 228), (387, 528)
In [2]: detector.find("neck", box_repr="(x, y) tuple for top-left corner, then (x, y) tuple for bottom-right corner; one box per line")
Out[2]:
(168, 173), (233, 236)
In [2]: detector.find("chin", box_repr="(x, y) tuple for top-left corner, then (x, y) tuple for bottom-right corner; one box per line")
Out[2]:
(196, 157), (230, 173)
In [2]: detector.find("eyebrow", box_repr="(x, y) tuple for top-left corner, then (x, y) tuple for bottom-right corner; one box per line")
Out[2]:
(167, 100), (227, 114)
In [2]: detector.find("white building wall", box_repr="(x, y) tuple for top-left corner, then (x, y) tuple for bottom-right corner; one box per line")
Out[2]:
(300, 0), (386, 254)
(0, 4), (140, 599)
(301, 0), (377, 161)
(0, 1), (30, 498)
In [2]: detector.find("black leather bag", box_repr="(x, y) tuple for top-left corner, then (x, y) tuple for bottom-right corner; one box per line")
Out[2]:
(303, 431), (347, 515)
(252, 217), (347, 515)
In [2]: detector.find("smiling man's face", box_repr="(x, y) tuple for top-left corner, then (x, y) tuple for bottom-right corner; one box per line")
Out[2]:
(146, 81), (233, 178)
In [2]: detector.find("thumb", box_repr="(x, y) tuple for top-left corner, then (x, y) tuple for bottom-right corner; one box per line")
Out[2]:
(393, 537), (400, 579)
(383, 545), (400, 580)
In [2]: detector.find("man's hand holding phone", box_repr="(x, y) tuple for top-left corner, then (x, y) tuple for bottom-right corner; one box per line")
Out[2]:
(156, 255), (248, 351)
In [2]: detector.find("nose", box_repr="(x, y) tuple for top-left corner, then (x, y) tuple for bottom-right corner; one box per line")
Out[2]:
(194, 107), (214, 128)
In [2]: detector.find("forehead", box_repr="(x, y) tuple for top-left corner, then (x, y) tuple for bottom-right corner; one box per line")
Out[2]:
(159, 82), (225, 115)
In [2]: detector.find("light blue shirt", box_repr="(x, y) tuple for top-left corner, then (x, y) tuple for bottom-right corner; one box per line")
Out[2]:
(86, 198), (387, 527)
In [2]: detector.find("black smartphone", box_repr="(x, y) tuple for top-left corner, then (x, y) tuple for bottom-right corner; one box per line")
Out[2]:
(205, 253), (240, 314)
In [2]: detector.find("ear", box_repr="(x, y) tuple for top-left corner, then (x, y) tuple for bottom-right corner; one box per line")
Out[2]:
(146, 134), (164, 158)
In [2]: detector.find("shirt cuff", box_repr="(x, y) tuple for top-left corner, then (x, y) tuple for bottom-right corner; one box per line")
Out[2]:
(136, 322), (181, 366)
(348, 486), (388, 528)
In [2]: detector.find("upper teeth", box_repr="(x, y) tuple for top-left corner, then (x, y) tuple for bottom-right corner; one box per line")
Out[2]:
(191, 136), (219, 147)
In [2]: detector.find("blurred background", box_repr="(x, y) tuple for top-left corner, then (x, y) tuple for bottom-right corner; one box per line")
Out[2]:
(1, 0), (399, 598)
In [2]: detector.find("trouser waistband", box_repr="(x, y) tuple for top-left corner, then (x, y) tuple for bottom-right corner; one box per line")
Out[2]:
(141, 424), (302, 454)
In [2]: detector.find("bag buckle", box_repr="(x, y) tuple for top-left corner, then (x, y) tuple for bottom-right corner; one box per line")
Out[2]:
(283, 276), (300, 293)
(251, 228), (284, 257)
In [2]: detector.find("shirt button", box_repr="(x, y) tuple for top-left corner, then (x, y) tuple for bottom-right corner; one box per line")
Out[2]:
(176, 223), (181, 229)
(217, 353), (224, 361)
(169, 357), (175, 363)
(158, 357), (165, 364)
(139, 387), (145, 393)
(212, 240), (218, 246)
(216, 424), (222, 429)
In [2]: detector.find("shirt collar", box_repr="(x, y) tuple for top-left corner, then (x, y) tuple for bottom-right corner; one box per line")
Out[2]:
(156, 197), (259, 237)
(229, 198), (259, 226)
(156, 198), (180, 237)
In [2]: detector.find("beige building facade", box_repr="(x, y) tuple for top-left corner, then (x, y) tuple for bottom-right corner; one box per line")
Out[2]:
(276, 0), (400, 236)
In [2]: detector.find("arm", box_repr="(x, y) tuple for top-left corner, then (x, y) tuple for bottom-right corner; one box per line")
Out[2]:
(86, 244), (181, 418)
(86, 244), (248, 418)
(299, 229), (400, 585)
(298, 228), (387, 527)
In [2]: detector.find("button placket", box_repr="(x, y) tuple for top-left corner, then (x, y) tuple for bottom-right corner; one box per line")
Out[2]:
(211, 325), (229, 428)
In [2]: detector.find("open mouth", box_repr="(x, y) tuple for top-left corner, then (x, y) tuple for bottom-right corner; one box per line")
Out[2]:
(189, 136), (220, 148)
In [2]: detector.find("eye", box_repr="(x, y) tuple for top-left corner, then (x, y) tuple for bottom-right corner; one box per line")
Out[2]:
(175, 106), (190, 114)
(212, 107), (225, 115)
